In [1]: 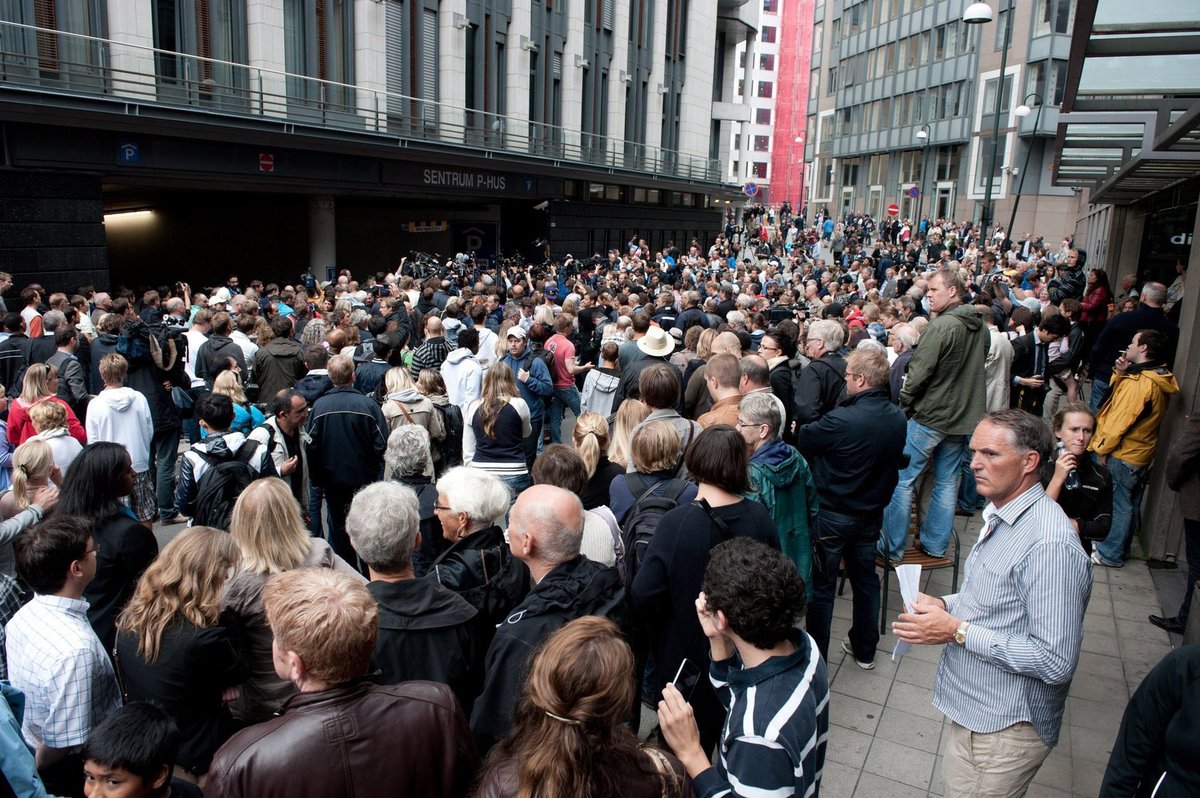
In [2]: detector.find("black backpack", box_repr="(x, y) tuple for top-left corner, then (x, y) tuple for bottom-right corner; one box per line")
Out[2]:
(432, 402), (464, 476)
(619, 474), (689, 586)
(192, 440), (263, 530)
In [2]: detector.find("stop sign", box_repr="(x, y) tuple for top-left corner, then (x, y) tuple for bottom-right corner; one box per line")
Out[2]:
(887, 203), (900, 217)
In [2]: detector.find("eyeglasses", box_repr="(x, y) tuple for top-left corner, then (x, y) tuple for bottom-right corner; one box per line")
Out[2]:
(759, 343), (779, 353)
(433, 503), (453, 512)
(845, 371), (863, 379)
(736, 420), (765, 428)
(85, 543), (101, 556)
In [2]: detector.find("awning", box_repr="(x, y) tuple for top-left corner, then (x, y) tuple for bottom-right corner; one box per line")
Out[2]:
(1052, 0), (1200, 204)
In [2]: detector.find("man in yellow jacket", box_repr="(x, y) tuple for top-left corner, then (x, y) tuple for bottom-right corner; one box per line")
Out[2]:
(1089, 329), (1179, 566)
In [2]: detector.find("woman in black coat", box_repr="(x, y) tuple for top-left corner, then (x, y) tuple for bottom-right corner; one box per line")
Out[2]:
(57, 442), (159, 652)
(114, 526), (247, 783)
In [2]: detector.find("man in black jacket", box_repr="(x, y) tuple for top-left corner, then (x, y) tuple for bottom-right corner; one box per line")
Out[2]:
(194, 312), (246, 386)
(347, 482), (483, 712)
(0, 312), (31, 391)
(469, 484), (624, 755)
(795, 319), (847, 425)
(1009, 314), (1070, 417)
(798, 349), (907, 667)
(306, 354), (388, 569)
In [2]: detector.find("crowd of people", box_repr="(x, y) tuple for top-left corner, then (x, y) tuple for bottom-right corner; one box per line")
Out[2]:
(0, 204), (1196, 798)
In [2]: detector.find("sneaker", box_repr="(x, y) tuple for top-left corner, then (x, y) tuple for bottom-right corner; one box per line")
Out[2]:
(1090, 550), (1122, 568)
(161, 514), (190, 525)
(841, 638), (875, 670)
(1148, 615), (1186, 635)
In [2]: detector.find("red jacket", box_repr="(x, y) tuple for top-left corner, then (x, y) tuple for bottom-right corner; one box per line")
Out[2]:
(6, 396), (86, 446)
(1080, 285), (1110, 324)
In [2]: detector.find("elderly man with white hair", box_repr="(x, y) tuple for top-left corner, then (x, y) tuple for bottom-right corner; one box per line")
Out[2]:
(795, 319), (848, 424)
(347, 481), (484, 711)
(469, 484), (626, 755)
(888, 322), (918, 402)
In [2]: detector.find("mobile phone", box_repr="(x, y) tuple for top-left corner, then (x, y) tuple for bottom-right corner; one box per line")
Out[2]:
(671, 658), (703, 701)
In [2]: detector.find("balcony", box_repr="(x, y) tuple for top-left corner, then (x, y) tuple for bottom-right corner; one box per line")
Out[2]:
(0, 20), (721, 183)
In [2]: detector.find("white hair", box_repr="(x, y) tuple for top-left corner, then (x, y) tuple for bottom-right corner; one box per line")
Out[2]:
(436, 467), (512, 530)
(856, 339), (886, 354)
(807, 319), (845, 351)
(726, 310), (746, 327)
(384, 425), (432, 478)
(346, 482), (421, 572)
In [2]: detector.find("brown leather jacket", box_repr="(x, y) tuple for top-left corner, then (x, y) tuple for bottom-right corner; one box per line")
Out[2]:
(205, 680), (478, 798)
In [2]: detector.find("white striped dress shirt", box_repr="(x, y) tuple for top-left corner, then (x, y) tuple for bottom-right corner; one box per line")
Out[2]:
(935, 483), (1092, 746)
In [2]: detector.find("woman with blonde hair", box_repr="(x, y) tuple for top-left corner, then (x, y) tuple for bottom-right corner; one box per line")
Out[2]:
(0, 438), (61, 576)
(476, 616), (692, 798)
(681, 329), (720, 418)
(573, 412), (623, 511)
(6, 363), (86, 446)
(29, 399), (82, 474)
(463, 362), (532, 495)
(608, 420), (698, 521)
(211, 369), (265, 435)
(607, 398), (650, 470)
(220, 477), (362, 724)
(381, 366), (445, 445)
(114, 526), (248, 783)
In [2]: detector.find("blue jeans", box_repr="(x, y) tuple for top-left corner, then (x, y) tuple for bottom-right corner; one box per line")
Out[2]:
(151, 428), (181, 517)
(1095, 457), (1147, 565)
(548, 385), (581, 444)
(308, 484), (325, 538)
(806, 510), (882, 663)
(882, 419), (968, 561)
(500, 473), (532, 500)
(1090, 376), (1112, 414)
(957, 445), (980, 513)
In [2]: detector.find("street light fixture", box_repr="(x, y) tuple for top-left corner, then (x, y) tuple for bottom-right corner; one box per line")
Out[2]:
(1007, 93), (1044, 238)
(916, 125), (931, 227)
(964, 0), (1014, 240)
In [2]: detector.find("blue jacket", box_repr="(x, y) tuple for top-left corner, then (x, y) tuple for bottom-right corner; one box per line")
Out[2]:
(498, 351), (552, 421)
(306, 386), (388, 490)
(1, 682), (57, 798)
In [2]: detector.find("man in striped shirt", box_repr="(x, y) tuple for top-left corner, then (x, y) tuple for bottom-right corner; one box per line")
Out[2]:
(894, 409), (1091, 797)
(658, 538), (829, 798)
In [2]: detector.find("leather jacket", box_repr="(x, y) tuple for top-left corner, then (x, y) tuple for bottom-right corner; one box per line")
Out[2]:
(205, 680), (478, 798)
(430, 525), (530, 628)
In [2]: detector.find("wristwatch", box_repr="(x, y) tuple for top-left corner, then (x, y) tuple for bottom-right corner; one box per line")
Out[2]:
(954, 621), (971, 646)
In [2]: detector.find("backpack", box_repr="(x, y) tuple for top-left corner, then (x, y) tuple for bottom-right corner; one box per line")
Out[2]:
(192, 439), (263, 530)
(118, 319), (186, 371)
(521, 349), (556, 411)
(431, 402), (464, 476)
(619, 474), (689, 586)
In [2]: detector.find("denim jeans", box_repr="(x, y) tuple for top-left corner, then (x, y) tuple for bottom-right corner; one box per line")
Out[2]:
(806, 510), (882, 664)
(324, 486), (362, 572)
(881, 419), (968, 561)
(1095, 457), (1147, 565)
(308, 484), (325, 538)
(957, 445), (980, 513)
(547, 385), (581, 444)
(1090, 376), (1112, 414)
(500, 473), (532, 501)
(150, 427), (181, 517)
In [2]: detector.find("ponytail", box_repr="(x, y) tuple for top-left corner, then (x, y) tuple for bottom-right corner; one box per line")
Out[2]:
(572, 412), (610, 480)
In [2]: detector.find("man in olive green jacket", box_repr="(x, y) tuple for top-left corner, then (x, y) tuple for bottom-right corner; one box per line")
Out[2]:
(881, 268), (989, 561)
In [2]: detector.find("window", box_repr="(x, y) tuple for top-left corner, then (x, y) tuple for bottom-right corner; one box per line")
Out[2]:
(763, 0), (777, 11)
(982, 74), (1013, 117)
(935, 145), (960, 181)
(934, 26), (945, 60)
(840, 161), (859, 188)
(757, 80), (773, 98)
(995, 7), (1012, 50)
(974, 132), (1006, 192)
(753, 135), (770, 151)
(1034, 0), (1074, 37)
(759, 53), (775, 71)
(761, 25), (776, 43)
(827, 66), (838, 94)
(884, 42), (896, 74)
(809, 68), (820, 99)
(869, 154), (889, 184)
(737, 79), (744, 97)
(1052, 59), (1068, 105)
(285, 0), (356, 107)
(812, 22), (822, 52)
(752, 161), (768, 178)
(756, 108), (771, 124)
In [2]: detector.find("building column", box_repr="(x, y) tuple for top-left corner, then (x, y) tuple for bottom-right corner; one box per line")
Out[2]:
(1141, 205), (1200, 563)
(247, 0), (288, 117)
(309, 197), (336, 279)
(106, 0), (155, 98)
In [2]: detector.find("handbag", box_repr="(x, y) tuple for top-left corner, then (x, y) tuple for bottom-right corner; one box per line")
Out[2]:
(171, 386), (195, 419)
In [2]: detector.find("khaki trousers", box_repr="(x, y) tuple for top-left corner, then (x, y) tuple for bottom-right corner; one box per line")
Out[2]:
(943, 720), (1052, 798)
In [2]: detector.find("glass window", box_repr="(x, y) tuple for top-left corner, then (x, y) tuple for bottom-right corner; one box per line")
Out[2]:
(974, 132), (1006, 192)
(1034, 0), (1074, 37)
(761, 25), (776, 43)
(756, 108), (771, 124)
(1026, 61), (1048, 103)
(752, 161), (768, 178)
(759, 53), (775, 71)
(884, 42), (896, 74)
(936, 145), (960, 181)
(935, 26), (946, 60)
(589, 183), (605, 199)
(1052, 59), (1068, 104)
(982, 74), (1013, 116)
(995, 7), (1012, 49)
(754, 135), (770, 151)
(812, 22), (823, 51)
(763, 0), (778, 11)
(827, 66), (838, 94)
(809, 68), (820, 99)
(757, 80), (773, 98)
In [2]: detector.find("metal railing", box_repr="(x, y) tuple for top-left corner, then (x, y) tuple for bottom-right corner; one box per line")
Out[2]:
(0, 20), (721, 182)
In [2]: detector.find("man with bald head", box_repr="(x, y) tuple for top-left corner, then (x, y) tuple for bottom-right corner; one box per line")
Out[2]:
(469, 484), (625, 754)
(684, 331), (743, 418)
(410, 315), (450, 381)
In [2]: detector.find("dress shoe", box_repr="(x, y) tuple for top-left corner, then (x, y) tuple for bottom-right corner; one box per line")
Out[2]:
(1148, 615), (1186, 635)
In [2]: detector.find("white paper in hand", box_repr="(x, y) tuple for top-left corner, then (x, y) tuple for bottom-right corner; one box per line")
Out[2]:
(892, 564), (922, 661)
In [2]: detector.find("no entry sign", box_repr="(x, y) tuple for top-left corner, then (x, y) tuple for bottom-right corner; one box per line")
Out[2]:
(887, 203), (900, 216)
(259, 153), (275, 173)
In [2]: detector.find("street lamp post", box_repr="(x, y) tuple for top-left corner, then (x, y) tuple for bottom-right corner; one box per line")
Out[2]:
(964, 0), (1014, 240)
(1007, 93), (1044, 238)
(916, 124), (931, 228)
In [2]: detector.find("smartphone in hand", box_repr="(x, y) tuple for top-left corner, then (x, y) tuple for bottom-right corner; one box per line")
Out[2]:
(672, 658), (703, 701)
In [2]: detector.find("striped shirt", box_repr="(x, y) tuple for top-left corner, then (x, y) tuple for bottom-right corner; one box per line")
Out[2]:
(695, 630), (829, 798)
(4, 594), (121, 749)
(936, 483), (1091, 747)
